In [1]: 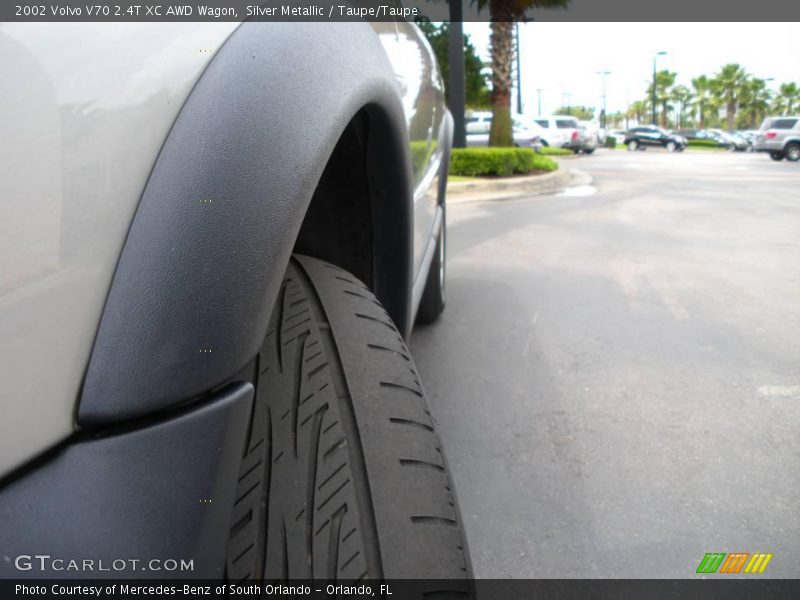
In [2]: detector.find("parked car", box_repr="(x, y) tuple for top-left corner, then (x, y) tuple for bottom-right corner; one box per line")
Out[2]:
(708, 129), (750, 151)
(0, 22), (472, 583)
(528, 115), (584, 153)
(465, 110), (492, 134)
(624, 126), (687, 152)
(576, 123), (598, 154)
(579, 120), (601, 144)
(607, 129), (627, 145)
(754, 116), (800, 161)
(466, 111), (543, 151)
(676, 129), (733, 149)
(738, 130), (759, 152)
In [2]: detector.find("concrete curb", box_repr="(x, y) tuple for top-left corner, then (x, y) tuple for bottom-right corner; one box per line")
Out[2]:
(446, 166), (573, 204)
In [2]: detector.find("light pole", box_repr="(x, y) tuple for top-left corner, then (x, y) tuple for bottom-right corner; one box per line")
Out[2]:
(596, 70), (610, 129)
(624, 88), (630, 129)
(536, 88), (543, 115)
(652, 51), (667, 126)
(515, 23), (523, 115)
(448, 0), (466, 147)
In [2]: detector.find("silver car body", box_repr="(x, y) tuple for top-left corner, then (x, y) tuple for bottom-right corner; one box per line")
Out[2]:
(754, 116), (800, 154)
(0, 22), (448, 477)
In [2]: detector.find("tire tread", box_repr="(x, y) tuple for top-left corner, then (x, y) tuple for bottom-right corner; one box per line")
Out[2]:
(225, 256), (471, 585)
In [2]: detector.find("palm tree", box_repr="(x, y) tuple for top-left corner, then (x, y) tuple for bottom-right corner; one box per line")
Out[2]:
(671, 85), (693, 129)
(691, 75), (713, 128)
(772, 82), (800, 115)
(712, 63), (749, 130)
(627, 99), (648, 126)
(706, 94), (723, 128)
(473, 0), (569, 146)
(738, 78), (771, 128)
(646, 70), (676, 127)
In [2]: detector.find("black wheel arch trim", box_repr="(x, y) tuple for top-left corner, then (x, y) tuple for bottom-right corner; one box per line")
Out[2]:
(0, 383), (254, 579)
(78, 22), (415, 427)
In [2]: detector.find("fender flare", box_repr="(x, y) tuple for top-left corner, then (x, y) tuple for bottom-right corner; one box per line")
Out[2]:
(79, 22), (414, 426)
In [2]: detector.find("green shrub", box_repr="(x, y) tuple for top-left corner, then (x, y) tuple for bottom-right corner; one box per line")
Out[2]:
(604, 137), (617, 149)
(539, 146), (573, 156)
(687, 139), (722, 148)
(450, 147), (558, 177)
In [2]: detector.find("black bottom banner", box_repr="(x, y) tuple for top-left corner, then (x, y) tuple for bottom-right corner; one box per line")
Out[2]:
(3, 579), (800, 600)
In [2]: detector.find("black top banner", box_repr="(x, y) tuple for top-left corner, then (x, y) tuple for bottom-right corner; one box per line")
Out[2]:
(3, 0), (800, 22)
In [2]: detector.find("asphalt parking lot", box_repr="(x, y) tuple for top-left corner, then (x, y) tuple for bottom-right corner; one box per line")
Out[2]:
(411, 149), (800, 578)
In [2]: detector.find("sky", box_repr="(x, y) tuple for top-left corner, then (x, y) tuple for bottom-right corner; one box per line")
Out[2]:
(462, 22), (798, 118)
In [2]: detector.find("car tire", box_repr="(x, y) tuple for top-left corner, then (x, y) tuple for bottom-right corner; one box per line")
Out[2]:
(666, 141), (677, 152)
(417, 213), (446, 324)
(627, 140), (638, 151)
(769, 151), (785, 161)
(784, 143), (800, 162)
(583, 148), (595, 155)
(225, 255), (471, 583)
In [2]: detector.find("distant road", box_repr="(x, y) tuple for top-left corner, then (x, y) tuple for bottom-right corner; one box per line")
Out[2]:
(413, 150), (800, 578)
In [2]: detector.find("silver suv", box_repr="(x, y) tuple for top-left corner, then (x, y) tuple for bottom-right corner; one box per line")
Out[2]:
(754, 116), (800, 161)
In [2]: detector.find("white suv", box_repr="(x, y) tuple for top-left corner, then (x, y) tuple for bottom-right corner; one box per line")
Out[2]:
(527, 116), (583, 152)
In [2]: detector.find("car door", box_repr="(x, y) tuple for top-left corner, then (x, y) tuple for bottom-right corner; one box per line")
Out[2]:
(394, 21), (446, 280)
(640, 127), (661, 146)
(534, 118), (556, 146)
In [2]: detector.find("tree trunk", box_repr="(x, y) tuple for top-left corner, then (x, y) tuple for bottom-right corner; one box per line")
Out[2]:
(488, 1), (515, 147)
(727, 100), (735, 131)
(699, 101), (705, 128)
